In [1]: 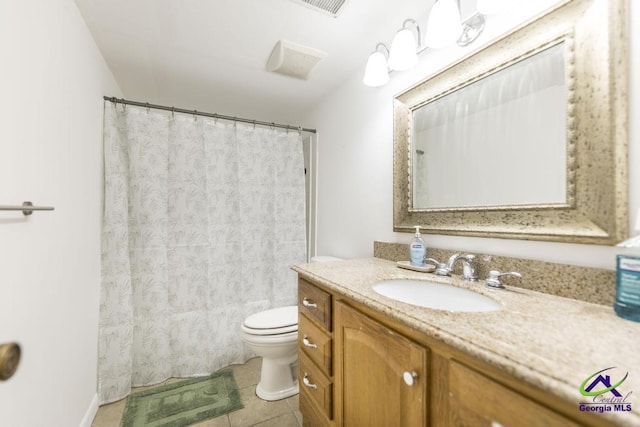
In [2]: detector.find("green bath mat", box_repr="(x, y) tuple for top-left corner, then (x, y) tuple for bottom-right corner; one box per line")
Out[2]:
(121, 370), (243, 427)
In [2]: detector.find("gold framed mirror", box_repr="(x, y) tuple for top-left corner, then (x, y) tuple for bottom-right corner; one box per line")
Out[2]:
(393, 0), (627, 244)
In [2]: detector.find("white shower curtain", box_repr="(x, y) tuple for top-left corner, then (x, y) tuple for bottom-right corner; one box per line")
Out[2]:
(98, 102), (307, 404)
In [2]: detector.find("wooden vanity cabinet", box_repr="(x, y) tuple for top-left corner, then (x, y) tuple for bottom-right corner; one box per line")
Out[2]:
(334, 301), (428, 427)
(298, 277), (619, 427)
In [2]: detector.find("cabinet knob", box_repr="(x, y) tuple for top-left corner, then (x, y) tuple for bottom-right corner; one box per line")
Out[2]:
(302, 335), (318, 349)
(403, 371), (418, 386)
(302, 297), (317, 308)
(302, 373), (318, 389)
(0, 342), (21, 381)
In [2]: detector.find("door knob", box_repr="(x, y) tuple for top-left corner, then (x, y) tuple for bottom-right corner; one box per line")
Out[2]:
(0, 342), (21, 380)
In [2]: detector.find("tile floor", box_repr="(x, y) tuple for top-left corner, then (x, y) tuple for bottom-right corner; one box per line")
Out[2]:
(91, 357), (302, 427)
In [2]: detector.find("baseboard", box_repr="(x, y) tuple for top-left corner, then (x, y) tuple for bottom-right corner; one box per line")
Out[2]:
(79, 393), (99, 427)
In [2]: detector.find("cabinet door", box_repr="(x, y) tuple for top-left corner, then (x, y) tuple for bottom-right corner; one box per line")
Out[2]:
(449, 361), (580, 427)
(334, 301), (428, 427)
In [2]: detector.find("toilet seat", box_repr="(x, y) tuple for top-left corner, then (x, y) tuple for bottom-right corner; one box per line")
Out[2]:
(242, 305), (298, 336)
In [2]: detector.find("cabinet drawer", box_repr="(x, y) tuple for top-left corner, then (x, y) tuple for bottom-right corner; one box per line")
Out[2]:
(299, 313), (332, 376)
(299, 350), (333, 420)
(299, 279), (332, 331)
(449, 361), (580, 427)
(300, 390), (331, 427)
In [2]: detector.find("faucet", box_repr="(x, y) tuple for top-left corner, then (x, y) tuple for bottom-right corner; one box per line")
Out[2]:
(451, 254), (479, 282)
(425, 254), (478, 282)
(485, 270), (522, 289)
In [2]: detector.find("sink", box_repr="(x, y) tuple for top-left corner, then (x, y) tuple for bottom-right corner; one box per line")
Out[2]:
(372, 279), (501, 313)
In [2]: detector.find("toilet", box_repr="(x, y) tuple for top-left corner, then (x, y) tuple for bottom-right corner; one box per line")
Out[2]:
(241, 306), (299, 401)
(241, 255), (343, 401)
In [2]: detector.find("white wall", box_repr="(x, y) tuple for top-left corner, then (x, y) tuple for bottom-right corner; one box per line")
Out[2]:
(304, 0), (640, 270)
(0, 0), (121, 426)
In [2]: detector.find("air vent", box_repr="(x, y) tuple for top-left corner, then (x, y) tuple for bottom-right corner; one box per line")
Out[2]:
(266, 40), (327, 80)
(289, 0), (348, 17)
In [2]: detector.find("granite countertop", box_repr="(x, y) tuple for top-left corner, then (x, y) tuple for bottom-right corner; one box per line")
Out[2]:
(292, 257), (640, 426)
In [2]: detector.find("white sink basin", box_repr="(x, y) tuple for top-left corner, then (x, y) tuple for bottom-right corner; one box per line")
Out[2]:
(372, 279), (502, 313)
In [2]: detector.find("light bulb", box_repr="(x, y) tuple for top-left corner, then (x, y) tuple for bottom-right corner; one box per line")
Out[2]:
(424, 0), (463, 49)
(363, 51), (389, 87)
(388, 28), (419, 71)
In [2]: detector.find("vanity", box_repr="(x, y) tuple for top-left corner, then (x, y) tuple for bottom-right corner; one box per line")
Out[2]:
(293, 258), (640, 427)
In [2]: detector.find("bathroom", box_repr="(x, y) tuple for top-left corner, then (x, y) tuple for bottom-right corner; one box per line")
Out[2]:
(0, 0), (639, 426)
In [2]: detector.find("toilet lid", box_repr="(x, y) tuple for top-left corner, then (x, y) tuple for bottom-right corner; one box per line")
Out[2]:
(243, 306), (298, 334)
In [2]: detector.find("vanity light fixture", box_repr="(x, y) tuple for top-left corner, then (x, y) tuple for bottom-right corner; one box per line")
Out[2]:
(363, 43), (390, 87)
(362, 1), (488, 87)
(424, 0), (463, 49)
(388, 19), (421, 71)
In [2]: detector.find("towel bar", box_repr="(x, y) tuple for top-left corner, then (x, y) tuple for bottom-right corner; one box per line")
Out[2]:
(0, 201), (55, 216)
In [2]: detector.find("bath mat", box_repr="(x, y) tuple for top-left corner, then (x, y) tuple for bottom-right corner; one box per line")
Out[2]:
(120, 370), (243, 427)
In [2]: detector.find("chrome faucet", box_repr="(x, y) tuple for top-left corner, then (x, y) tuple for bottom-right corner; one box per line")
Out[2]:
(485, 270), (522, 289)
(451, 254), (479, 282)
(426, 253), (478, 282)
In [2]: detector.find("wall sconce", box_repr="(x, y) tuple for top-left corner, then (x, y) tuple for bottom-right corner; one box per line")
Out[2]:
(424, 0), (462, 49)
(363, 43), (390, 87)
(388, 19), (421, 71)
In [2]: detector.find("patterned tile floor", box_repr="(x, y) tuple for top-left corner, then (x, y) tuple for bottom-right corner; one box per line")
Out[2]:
(91, 358), (302, 427)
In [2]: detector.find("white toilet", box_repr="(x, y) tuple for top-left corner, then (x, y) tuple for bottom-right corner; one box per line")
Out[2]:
(241, 305), (299, 400)
(241, 255), (342, 401)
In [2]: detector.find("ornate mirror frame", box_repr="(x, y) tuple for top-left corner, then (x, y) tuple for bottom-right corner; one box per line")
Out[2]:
(393, 0), (628, 244)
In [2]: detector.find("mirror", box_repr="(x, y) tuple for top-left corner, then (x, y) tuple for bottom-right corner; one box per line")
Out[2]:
(393, 0), (628, 244)
(412, 42), (567, 210)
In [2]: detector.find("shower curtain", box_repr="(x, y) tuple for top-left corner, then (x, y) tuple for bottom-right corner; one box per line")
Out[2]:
(98, 102), (307, 404)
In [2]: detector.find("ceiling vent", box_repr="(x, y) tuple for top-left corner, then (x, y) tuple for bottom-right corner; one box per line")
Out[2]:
(289, 0), (348, 17)
(266, 40), (327, 80)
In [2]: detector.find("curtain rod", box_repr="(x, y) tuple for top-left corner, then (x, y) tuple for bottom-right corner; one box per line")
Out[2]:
(103, 96), (317, 134)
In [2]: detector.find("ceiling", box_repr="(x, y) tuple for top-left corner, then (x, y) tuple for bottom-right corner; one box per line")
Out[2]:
(74, 0), (431, 125)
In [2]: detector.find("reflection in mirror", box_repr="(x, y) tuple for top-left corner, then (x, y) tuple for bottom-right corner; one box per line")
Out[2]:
(411, 42), (567, 210)
(393, 0), (628, 244)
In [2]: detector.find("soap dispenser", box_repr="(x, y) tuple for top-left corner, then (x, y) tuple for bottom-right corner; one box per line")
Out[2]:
(410, 226), (427, 267)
